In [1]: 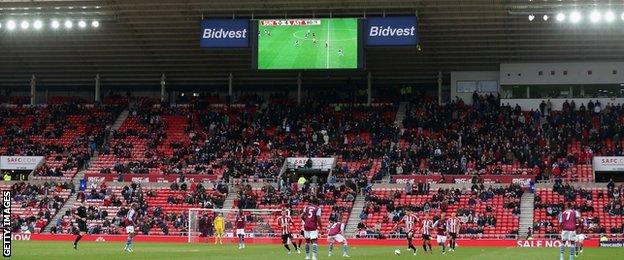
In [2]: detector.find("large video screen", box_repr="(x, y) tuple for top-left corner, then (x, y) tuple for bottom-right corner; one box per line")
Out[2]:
(257, 18), (359, 70)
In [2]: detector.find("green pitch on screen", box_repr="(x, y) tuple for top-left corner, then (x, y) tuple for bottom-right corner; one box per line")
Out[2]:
(257, 18), (358, 69)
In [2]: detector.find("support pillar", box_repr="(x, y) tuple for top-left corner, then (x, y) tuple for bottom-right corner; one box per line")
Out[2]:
(228, 73), (233, 97)
(30, 74), (36, 106)
(95, 74), (101, 103)
(367, 72), (372, 105)
(297, 72), (302, 104)
(437, 71), (443, 105)
(160, 74), (166, 103)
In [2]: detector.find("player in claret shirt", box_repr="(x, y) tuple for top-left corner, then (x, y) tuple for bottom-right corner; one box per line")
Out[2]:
(235, 209), (246, 249)
(124, 203), (139, 252)
(432, 213), (448, 254)
(301, 197), (322, 260)
(559, 203), (580, 260)
(327, 220), (350, 257)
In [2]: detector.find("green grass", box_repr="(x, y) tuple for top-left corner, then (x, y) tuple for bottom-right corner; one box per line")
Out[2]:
(9, 241), (622, 260)
(258, 18), (358, 69)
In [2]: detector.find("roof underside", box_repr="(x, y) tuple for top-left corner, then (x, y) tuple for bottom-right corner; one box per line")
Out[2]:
(1, 0), (623, 88)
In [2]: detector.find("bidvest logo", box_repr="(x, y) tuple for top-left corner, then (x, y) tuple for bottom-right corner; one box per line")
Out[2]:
(202, 28), (247, 39)
(366, 16), (419, 46)
(369, 26), (416, 37)
(200, 19), (249, 48)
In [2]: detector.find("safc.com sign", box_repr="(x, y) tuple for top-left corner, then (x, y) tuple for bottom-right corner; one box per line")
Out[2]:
(593, 156), (624, 171)
(0, 156), (44, 170)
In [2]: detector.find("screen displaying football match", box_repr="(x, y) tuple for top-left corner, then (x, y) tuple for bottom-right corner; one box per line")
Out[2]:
(257, 18), (359, 70)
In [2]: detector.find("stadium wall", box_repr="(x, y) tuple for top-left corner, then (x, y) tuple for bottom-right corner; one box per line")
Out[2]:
(450, 71), (500, 105)
(501, 97), (624, 111)
(15, 234), (600, 248)
(500, 62), (624, 85)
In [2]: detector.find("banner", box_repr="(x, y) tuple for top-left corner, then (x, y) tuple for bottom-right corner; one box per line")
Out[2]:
(200, 19), (249, 48)
(516, 240), (564, 248)
(600, 241), (624, 247)
(85, 173), (218, 183)
(365, 16), (418, 46)
(16, 233), (601, 248)
(0, 156), (44, 170)
(392, 175), (535, 187)
(285, 157), (335, 171)
(593, 156), (624, 172)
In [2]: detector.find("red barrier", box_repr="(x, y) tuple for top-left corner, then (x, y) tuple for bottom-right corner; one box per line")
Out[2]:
(392, 175), (535, 187)
(14, 234), (599, 248)
(84, 173), (218, 183)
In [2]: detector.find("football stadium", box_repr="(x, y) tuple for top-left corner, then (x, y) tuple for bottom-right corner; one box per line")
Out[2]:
(2, 1), (624, 260)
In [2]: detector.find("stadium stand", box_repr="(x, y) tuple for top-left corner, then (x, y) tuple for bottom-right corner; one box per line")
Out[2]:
(6, 182), (73, 234)
(51, 182), (227, 236)
(533, 181), (624, 238)
(359, 183), (522, 239)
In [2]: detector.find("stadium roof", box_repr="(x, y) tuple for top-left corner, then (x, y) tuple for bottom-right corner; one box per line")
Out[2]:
(1, 0), (624, 88)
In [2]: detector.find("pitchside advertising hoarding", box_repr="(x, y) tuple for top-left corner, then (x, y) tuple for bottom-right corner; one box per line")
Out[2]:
(365, 16), (418, 46)
(199, 19), (249, 48)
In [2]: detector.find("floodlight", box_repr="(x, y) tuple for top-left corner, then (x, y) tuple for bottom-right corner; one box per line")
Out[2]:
(556, 13), (565, 22)
(589, 10), (601, 23)
(33, 20), (43, 30)
(64, 20), (73, 29)
(528, 14), (535, 21)
(6, 20), (16, 30)
(570, 11), (581, 24)
(51, 20), (60, 29)
(78, 20), (86, 28)
(605, 11), (615, 22)
(91, 20), (100, 28)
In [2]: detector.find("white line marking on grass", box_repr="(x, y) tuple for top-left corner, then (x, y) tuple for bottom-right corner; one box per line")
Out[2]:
(327, 20), (331, 68)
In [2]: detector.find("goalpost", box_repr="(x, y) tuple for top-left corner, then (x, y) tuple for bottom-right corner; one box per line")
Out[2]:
(188, 208), (281, 243)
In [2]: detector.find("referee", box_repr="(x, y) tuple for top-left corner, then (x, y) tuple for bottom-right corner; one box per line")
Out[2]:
(73, 200), (88, 250)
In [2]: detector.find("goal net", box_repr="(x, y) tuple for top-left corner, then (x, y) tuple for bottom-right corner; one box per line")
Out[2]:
(188, 208), (281, 243)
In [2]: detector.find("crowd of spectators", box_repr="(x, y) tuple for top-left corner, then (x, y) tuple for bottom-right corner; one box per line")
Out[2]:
(534, 178), (624, 235)
(357, 182), (523, 238)
(10, 181), (73, 234)
(392, 94), (624, 180)
(0, 103), (122, 179)
(91, 98), (399, 183)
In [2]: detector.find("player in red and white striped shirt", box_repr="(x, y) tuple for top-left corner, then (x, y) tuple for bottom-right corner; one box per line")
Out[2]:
(394, 210), (419, 255)
(418, 215), (434, 254)
(276, 209), (300, 254)
(446, 213), (461, 252)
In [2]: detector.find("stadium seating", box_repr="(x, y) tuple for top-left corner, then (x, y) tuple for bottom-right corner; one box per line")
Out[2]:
(53, 183), (226, 236)
(533, 187), (624, 237)
(0, 104), (120, 181)
(362, 187), (520, 239)
(231, 183), (356, 235)
(6, 182), (73, 234)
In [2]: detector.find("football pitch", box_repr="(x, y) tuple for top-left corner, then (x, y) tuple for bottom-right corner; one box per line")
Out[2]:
(9, 241), (621, 260)
(258, 18), (358, 69)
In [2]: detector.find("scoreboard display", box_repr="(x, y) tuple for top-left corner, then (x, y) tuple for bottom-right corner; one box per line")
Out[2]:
(256, 18), (360, 70)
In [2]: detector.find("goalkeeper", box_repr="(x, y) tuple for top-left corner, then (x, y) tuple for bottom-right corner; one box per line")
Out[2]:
(214, 213), (225, 245)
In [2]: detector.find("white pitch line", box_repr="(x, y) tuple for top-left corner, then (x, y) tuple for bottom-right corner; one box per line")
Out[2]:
(326, 19), (330, 69)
